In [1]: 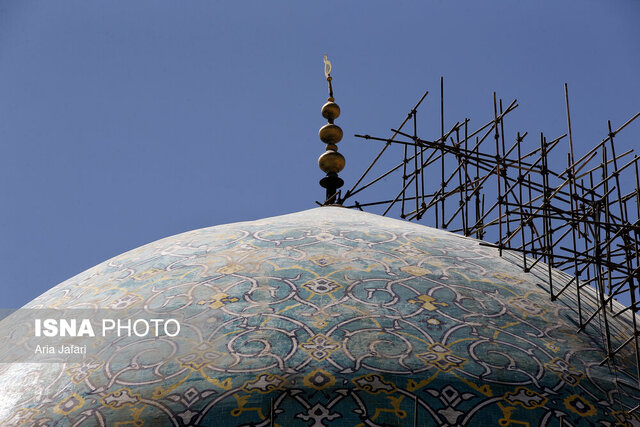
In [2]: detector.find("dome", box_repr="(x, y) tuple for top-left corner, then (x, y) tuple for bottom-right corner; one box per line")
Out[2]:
(1, 207), (639, 426)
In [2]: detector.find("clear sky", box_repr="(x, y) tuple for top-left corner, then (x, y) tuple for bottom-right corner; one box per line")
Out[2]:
(0, 1), (638, 308)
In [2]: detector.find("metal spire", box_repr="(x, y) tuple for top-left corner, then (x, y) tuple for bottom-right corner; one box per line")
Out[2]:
(318, 54), (345, 205)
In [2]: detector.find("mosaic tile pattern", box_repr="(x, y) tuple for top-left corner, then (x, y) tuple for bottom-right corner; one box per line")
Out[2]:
(1, 207), (639, 426)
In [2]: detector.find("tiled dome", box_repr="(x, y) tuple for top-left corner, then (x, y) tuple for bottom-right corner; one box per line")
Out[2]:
(1, 207), (639, 426)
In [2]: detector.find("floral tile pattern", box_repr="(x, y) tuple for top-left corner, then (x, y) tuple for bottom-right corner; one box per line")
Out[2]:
(0, 207), (638, 426)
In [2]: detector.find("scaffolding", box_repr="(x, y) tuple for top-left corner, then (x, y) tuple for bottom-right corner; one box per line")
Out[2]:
(329, 79), (640, 411)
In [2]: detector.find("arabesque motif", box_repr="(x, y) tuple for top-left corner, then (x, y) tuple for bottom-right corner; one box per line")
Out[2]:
(0, 207), (639, 426)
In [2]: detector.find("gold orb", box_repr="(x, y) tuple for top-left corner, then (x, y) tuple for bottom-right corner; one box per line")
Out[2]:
(319, 124), (343, 144)
(321, 102), (340, 121)
(318, 150), (345, 174)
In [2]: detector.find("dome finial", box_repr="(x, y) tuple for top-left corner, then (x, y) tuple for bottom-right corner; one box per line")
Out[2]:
(318, 54), (345, 205)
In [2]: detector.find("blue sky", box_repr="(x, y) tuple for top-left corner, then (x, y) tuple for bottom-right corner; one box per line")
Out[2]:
(0, 1), (638, 308)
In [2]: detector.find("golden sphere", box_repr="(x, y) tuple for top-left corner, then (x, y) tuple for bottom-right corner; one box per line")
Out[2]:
(318, 150), (346, 174)
(319, 123), (343, 144)
(321, 102), (340, 121)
